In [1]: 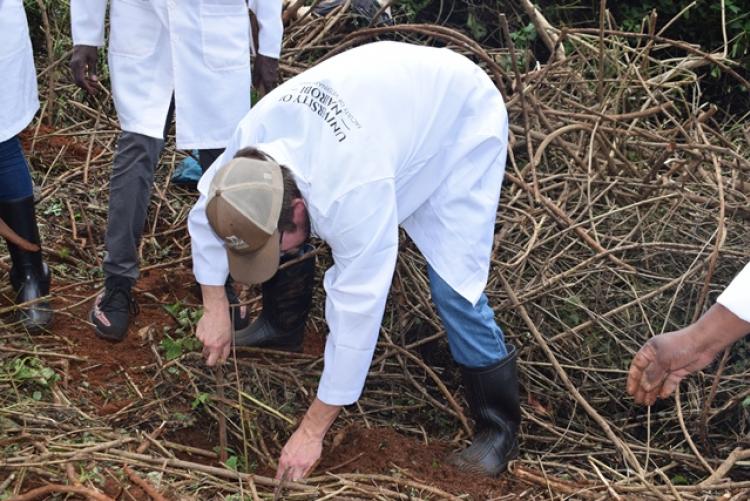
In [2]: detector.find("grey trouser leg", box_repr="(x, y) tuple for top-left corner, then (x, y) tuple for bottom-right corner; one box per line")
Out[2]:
(102, 131), (165, 281)
(198, 148), (224, 173)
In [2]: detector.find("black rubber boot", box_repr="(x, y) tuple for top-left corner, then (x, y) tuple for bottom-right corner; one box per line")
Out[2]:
(224, 276), (250, 331)
(233, 244), (315, 352)
(0, 196), (52, 332)
(192, 276), (250, 331)
(90, 275), (138, 341)
(451, 346), (521, 476)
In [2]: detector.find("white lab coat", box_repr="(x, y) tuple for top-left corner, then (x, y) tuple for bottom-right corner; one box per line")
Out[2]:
(717, 263), (750, 322)
(71, 0), (283, 149)
(189, 42), (509, 405)
(0, 0), (39, 143)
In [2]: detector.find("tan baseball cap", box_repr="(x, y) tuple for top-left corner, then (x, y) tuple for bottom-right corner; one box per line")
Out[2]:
(205, 156), (284, 285)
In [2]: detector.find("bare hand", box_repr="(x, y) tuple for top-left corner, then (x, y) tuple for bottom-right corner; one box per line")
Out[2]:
(627, 328), (718, 405)
(70, 45), (100, 95)
(276, 424), (323, 481)
(197, 303), (232, 366)
(252, 54), (279, 96)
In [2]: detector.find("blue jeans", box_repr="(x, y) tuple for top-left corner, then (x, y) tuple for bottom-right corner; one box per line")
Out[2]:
(0, 136), (33, 202)
(428, 264), (508, 368)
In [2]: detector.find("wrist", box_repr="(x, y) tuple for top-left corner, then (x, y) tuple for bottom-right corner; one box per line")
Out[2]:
(692, 303), (750, 354)
(201, 284), (229, 312)
(299, 399), (341, 440)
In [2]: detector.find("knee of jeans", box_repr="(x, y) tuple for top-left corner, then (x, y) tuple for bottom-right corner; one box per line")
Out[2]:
(428, 265), (459, 302)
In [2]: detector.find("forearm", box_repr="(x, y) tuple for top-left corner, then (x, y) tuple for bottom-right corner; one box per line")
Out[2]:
(692, 303), (750, 354)
(299, 398), (341, 439)
(201, 284), (229, 311)
(188, 190), (231, 286)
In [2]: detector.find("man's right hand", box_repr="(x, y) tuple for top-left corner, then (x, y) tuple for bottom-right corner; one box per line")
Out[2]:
(626, 328), (717, 405)
(627, 303), (750, 405)
(70, 45), (100, 95)
(197, 284), (232, 366)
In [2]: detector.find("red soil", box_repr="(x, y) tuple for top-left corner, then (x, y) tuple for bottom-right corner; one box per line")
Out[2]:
(35, 269), (522, 499)
(19, 124), (105, 163)
(317, 424), (518, 499)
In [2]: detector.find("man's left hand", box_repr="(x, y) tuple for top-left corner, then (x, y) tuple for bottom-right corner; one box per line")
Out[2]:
(276, 423), (323, 481)
(275, 398), (342, 481)
(253, 54), (279, 96)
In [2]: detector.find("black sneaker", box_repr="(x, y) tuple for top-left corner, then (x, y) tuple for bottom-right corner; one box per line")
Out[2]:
(90, 276), (139, 341)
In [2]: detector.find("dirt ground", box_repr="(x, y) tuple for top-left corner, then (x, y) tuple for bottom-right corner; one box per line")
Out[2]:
(0, 263), (526, 500)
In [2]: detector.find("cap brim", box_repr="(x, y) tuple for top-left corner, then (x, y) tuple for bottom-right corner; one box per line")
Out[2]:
(227, 230), (281, 285)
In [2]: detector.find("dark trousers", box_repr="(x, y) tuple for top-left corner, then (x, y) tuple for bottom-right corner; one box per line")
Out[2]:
(103, 102), (224, 280)
(0, 136), (33, 202)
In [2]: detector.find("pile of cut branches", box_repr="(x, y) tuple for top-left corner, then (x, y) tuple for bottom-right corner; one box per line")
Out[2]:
(2, 1), (749, 499)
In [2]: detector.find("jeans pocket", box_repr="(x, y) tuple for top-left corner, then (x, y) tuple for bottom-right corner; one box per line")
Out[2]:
(109, 0), (162, 58)
(200, 1), (250, 71)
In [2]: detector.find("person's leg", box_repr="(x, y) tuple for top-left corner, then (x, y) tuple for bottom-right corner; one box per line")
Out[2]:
(428, 264), (520, 476)
(102, 132), (164, 281)
(233, 243), (316, 351)
(0, 136), (52, 331)
(93, 131), (164, 340)
(428, 264), (507, 365)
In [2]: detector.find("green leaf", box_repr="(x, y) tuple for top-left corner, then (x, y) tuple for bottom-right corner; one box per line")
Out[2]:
(161, 337), (183, 361)
(191, 392), (210, 409)
(225, 455), (239, 471)
(466, 11), (487, 41)
(671, 474), (689, 485)
(32, 391), (42, 401)
(163, 302), (182, 318)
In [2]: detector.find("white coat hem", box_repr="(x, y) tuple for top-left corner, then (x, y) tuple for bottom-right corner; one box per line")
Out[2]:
(257, 48), (280, 58)
(120, 125), (230, 150)
(178, 140), (232, 150)
(717, 296), (750, 323)
(0, 106), (38, 143)
(316, 387), (360, 406)
(120, 124), (165, 141)
(194, 270), (228, 287)
(74, 40), (105, 48)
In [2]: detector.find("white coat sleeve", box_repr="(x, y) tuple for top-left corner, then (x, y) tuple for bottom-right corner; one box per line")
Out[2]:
(71, 0), (108, 47)
(716, 263), (750, 323)
(316, 180), (399, 406)
(250, 0), (283, 58)
(188, 153), (231, 287)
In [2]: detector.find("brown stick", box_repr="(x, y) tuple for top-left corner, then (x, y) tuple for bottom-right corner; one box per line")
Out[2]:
(700, 448), (750, 487)
(5, 484), (115, 501)
(505, 172), (636, 272)
(123, 466), (169, 501)
(136, 421), (167, 454)
(33, 0), (56, 125)
(0, 217), (39, 252)
(216, 367), (229, 464)
(512, 465), (598, 499)
(516, 0), (565, 60)
(109, 449), (315, 492)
